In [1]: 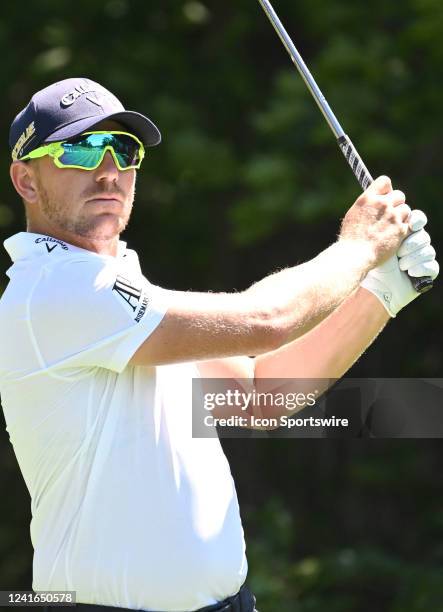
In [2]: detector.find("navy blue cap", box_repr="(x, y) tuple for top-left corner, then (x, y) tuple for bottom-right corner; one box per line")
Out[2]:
(9, 77), (161, 161)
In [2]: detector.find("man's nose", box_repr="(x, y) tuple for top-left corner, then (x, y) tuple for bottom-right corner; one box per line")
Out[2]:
(95, 151), (119, 181)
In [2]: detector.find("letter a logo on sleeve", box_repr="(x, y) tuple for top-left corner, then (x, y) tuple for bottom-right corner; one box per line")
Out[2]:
(113, 275), (142, 314)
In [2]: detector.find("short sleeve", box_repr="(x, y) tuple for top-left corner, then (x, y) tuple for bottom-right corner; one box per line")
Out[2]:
(29, 257), (168, 373)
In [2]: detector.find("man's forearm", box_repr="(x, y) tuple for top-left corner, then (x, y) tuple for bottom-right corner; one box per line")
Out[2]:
(255, 286), (389, 379)
(252, 287), (389, 417)
(246, 239), (376, 342)
(132, 240), (379, 367)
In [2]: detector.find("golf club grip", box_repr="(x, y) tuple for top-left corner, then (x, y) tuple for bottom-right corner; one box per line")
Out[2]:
(337, 135), (433, 294)
(337, 135), (373, 191)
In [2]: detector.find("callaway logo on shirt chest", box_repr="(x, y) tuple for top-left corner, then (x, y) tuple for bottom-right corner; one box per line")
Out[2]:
(35, 236), (69, 253)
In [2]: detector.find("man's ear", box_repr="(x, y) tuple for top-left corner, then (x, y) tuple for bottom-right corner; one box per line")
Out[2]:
(10, 161), (39, 203)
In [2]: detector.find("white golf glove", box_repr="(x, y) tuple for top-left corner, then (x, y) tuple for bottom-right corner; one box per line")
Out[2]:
(361, 210), (439, 317)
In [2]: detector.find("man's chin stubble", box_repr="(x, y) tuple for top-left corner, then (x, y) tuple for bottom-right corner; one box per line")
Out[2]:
(71, 214), (130, 241)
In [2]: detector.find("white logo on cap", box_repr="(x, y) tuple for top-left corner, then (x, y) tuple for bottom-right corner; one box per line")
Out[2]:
(85, 91), (106, 107)
(61, 83), (105, 108)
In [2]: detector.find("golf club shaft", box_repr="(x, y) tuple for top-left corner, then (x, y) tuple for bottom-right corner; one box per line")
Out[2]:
(257, 0), (433, 293)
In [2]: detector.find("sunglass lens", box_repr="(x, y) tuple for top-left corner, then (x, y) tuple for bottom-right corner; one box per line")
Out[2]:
(59, 133), (141, 169)
(111, 134), (141, 167)
(59, 140), (103, 168)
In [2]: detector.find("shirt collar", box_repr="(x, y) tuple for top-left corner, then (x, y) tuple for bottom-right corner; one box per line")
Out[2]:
(3, 232), (128, 263)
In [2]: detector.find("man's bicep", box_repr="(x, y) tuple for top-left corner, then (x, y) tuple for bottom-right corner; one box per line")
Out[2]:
(128, 289), (281, 367)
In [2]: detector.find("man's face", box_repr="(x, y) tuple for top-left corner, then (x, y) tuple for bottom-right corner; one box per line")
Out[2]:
(29, 119), (137, 241)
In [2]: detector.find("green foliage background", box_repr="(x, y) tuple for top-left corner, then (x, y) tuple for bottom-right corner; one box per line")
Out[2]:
(0, 1), (442, 610)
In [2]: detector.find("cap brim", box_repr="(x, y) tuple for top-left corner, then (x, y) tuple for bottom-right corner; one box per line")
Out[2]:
(44, 110), (161, 147)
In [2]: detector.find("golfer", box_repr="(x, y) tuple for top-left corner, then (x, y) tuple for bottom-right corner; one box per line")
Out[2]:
(0, 78), (438, 612)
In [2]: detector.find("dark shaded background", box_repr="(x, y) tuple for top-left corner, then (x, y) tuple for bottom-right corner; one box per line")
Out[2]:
(1, 1), (442, 610)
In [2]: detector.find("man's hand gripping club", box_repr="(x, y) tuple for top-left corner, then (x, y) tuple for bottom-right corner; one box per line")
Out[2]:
(339, 175), (412, 268)
(347, 177), (440, 317)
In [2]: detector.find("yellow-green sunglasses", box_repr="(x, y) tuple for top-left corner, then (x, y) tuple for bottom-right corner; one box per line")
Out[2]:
(19, 131), (145, 171)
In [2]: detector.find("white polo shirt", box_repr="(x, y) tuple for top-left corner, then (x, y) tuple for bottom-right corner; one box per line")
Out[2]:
(0, 232), (247, 612)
